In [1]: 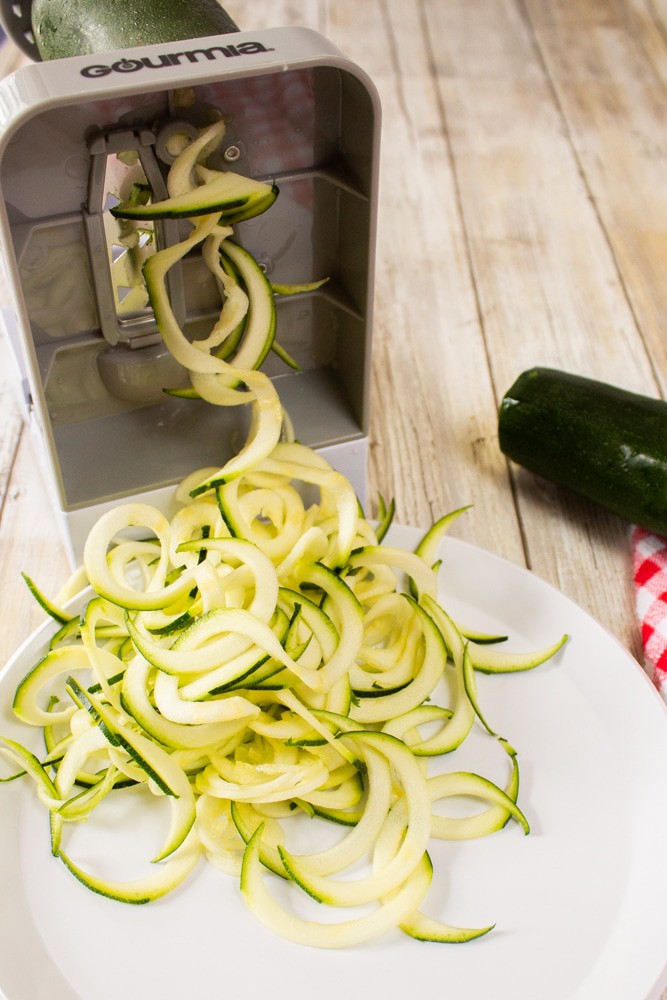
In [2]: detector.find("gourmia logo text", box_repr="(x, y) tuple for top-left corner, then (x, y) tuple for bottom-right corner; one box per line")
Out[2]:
(81, 41), (273, 78)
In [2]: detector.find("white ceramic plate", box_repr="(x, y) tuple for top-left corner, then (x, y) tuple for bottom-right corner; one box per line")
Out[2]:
(1, 526), (667, 1000)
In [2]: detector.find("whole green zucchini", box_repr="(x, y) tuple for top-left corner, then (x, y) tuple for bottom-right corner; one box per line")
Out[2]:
(498, 367), (667, 534)
(31, 0), (239, 59)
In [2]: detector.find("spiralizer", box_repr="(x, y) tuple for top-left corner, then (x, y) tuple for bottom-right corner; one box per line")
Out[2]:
(0, 3), (380, 561)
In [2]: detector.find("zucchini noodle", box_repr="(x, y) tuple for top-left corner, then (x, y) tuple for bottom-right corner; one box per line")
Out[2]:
(0, 122), (568, 946)
(2, 446), (567, 941)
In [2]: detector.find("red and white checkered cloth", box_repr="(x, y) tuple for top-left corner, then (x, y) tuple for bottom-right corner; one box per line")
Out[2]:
(632, 526), (667, 702)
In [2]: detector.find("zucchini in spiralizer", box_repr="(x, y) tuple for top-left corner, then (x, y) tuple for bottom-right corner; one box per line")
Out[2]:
(110, 172), (279, 222)
(498, 367), (667, 534)
(131, 119), (328, 484)
(31, 0), (240, 60)
(111, 172), (278, 222)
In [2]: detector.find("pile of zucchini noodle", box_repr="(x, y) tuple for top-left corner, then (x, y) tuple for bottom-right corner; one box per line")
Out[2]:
(0, 121), (567, 948)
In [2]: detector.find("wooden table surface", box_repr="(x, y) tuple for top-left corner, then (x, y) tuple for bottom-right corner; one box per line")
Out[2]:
(0, 2), (665, 995)
(1, 0), (662, 676)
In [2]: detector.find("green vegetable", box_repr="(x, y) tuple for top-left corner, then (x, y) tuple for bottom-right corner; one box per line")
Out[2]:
(110, 172), (278, 223)
(498, 367), (667, 534)
(4, 477), (566, 933)
(31, 0), (239, 60)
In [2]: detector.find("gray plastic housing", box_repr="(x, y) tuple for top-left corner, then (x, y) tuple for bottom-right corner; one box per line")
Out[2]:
(0, 26), (380, 560)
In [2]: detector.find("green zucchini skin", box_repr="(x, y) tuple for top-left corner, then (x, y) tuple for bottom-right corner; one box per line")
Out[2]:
(498, 367), (667, 534)
(31, 0), (239, 60)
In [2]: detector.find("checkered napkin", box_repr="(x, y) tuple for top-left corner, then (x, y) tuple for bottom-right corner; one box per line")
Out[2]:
(632, 526), (667, 702)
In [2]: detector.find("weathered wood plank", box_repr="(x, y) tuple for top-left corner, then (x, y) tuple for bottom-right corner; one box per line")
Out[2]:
(0, 330), (23, 508)
(323, 0), (526, 560)
(221, 1), (324, 33)
(0, 423), (68, 667)
(419, 0), (651, 656)
(524, 0), (667, 395)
